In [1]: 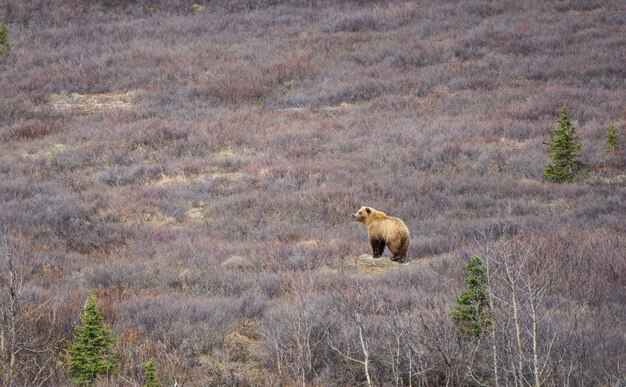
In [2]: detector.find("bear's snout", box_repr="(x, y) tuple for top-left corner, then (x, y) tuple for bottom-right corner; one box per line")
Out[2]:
(352, 214), (357, 220)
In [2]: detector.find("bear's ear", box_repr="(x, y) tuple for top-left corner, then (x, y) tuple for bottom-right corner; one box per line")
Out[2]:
(365, 207), (371, 214)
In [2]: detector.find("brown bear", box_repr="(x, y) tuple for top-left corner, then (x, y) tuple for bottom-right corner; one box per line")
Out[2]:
(352, 206), (410, 263)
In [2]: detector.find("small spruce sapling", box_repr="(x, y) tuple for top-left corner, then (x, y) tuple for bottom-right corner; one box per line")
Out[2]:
(0, 21), (11, 54)
(66, 292), (118, 385)
(143, 358), (162, 387)
(449, 255), (491, 339)
(606, 125), (618, 154)
(542, 104), (585, 182)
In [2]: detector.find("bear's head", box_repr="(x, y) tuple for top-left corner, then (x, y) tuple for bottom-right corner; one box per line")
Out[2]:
(352, 206), (372, 223)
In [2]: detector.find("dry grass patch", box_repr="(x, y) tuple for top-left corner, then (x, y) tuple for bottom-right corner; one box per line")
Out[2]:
(338, 254), (403, 275)
(337, 253), (442, 275)
(281, 101), (356, 113)
(151, 171), (245, 186)
(152, 174), (187, 186)
(121, 211), (178, 227)
(22, 143), (70, 158)
(49, 90), (136, 115)
(220, 256), (254, 270)
(186, 207), (205, 222)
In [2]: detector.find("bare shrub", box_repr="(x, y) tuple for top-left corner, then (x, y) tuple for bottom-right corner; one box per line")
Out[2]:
(0, 231), (64, 385)
(199, 62), (279, 104)
(11, 119), (62, 139)
(272, 52), (319, 84)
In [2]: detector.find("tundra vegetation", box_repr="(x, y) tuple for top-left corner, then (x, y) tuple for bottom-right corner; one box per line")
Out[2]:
(0, 1), (625, 385)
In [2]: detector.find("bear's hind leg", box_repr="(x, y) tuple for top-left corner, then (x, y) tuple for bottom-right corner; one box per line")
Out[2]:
(370, 239), (385, 258)
(389, 237), (409, 263)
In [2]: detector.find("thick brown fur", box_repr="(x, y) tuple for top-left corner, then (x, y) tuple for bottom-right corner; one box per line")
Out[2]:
(352, 206), (410, 263)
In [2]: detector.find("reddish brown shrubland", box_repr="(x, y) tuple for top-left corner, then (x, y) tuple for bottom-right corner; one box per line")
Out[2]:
(1, 0), (625, 385)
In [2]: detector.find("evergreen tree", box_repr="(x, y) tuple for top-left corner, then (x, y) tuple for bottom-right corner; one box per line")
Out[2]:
(66, 292), (118, 385)
(606, 125), (618, 154)
(542, 105), (585, 182)
(449, 255), (491, 339)
(0, 21), (10, 54)
(143, 358), (162, 387)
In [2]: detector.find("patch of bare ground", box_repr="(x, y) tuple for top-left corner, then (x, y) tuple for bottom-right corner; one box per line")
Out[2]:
(210, 147), (255, 160)
(149, 147), (257, 187)
(49, 90), (136, 115)
(220, 255), (255, 270)
(486, 136), (527, 150)
(120, 211), (178, 228)
(22, 143), (70, 158)
(186, 201), (208, 222)
(353, 254), (403, 274)
(280, 101), (355, 113)
(120, 200), (212, 227)
(295, 239), (319, 248)
(336, 254), (413, 275)
(119, 199), (211, 227)
(140, 212), (177, 227)
(152, 172), (245, 187)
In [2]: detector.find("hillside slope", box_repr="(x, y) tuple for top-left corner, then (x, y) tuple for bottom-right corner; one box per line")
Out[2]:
(0, 1), (624, 385)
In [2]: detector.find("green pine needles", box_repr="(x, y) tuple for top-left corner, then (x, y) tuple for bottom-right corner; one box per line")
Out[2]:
(0, 21), (11, 54)
(450, 255), (491, 339)
(143, 358), (162, 387)
(606, 125), (618, 154)
(543, 105), (585, 182)
(66, 292), (118, 385)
